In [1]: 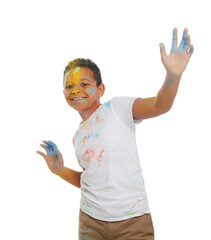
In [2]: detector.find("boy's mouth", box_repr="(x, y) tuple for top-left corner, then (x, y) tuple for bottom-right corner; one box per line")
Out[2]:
(71, 97), (86, 101)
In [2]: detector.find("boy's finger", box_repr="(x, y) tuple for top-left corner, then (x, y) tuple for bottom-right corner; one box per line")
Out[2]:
(184, 33), (190, 52)
(45, 141), (53, 150)
(159, 43), (167, 59)
(47, 140), (60, 160)
(40, 143), (52, 155)
(179, 29), (185, 48)
(40, 143), (50, 151)
(42, 140), (61, 160)
(172, 27), (177, 50)
(179, 28), (188, 48)
(56, 151), (61, 161)
(47, 140), (59, 151)
(187, 44), (194, 57)
(36, 151), (47, 158)
(45, 140), (58, 152)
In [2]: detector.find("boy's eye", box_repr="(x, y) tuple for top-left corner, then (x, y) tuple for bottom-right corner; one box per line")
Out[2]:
(65, 83), (88, 89)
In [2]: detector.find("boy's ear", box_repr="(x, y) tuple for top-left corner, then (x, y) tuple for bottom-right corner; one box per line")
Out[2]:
(98, 83), (105, 98)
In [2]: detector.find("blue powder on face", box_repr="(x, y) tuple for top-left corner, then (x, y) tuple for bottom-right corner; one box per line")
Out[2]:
(90, 87), (94, 95)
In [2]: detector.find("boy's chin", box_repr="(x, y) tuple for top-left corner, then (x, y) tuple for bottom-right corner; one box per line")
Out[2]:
(69, 103), (88, 111)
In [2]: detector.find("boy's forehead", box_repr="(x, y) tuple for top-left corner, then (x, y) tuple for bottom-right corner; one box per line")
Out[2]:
(64, 67), (94, 85)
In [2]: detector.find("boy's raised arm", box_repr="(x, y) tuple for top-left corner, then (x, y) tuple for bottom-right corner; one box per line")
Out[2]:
(133, 27), (194, 121)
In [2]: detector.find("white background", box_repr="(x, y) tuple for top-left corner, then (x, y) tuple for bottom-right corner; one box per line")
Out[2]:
(1, 0), (210, 239)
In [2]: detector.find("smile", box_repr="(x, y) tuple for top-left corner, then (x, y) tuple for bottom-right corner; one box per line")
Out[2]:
(71, 97), (86, 101)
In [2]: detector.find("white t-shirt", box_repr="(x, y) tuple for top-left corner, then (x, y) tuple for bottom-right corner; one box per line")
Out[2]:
(72, 96), (150, 222)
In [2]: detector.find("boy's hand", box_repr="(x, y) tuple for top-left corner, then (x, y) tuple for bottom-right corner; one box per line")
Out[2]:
(159, 28), (194, 77)
(37, 140), (64, 174)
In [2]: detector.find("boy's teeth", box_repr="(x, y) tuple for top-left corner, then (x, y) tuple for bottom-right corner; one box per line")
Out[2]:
(72, 97), (85, 100)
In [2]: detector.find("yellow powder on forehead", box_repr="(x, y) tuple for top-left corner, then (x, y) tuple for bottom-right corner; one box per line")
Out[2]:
(72, 68), (82, 83)
(65, 67), (82, 85)
(64, 66), (94, 87)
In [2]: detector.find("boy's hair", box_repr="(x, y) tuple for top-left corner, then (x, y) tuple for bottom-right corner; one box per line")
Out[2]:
(63, 58), (102, 87)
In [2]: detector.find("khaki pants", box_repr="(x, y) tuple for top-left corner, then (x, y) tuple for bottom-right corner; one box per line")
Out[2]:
(78, 209), (155, 240)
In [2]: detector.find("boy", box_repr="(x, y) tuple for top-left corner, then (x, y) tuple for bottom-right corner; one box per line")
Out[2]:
(37, 28), (194, 240)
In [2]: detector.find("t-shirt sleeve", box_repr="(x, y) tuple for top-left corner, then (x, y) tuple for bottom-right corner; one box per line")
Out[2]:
(111, 96), (143, 127)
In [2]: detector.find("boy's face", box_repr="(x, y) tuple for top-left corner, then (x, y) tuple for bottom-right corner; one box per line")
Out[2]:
(63, 67), (104, 111)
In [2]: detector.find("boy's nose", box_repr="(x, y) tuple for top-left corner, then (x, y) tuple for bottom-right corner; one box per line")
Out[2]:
(72, 88), (80, 94)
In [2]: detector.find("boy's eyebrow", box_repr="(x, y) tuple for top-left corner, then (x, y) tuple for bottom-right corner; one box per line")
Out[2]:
(65, 78), (91, 84)
(65, 78), (91, 86)
(80, 78), (91, 82)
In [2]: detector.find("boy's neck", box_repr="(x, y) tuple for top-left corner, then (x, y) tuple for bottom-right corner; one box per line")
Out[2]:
(78, 101), (102, 124)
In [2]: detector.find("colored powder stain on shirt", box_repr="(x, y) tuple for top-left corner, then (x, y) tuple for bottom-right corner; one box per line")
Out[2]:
(85, 201), (92, 208)
(104, 101), (111, 108)
(82, 133), (93, 144)
(96, 149), (104, 164)
(96, 115), (104, 123)
(103, 187), (113, 192)
(78, 132), (84, 145)
(81, 121), (88, 127)
(83, 136), (87, 143)
(94, 133), (99, 137)
(85, 148), (91, 154)
(124, 211), (140, 216)
(85, 147), (95, 163)
(74, 66), (80, 73)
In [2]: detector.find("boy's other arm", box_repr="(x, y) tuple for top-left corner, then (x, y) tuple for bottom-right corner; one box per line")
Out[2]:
(55, 167), (83, 189)
(37, 140), (84, 189)
(133, 27), (194, 121)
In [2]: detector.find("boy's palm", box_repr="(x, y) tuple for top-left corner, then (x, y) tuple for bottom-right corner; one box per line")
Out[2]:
(160, 28), (194, 76)
(37, 140), (64, 174)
